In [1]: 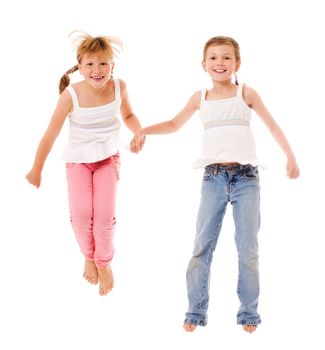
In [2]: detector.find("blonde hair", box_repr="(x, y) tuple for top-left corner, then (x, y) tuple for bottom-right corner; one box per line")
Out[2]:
(59, 31), (122, 94)
(203, 36), (241, 62)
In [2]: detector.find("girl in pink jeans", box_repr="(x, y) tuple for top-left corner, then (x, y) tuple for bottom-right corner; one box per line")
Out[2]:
(26, 31), (143, 296)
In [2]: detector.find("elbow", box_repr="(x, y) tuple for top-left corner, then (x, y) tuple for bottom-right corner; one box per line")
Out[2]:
(266, 120), (281, 135)
(124, 113), (135, 121)
(41, 133), (57, 148)
(270, 124), (283, 137)
(170, 120), (181, 132)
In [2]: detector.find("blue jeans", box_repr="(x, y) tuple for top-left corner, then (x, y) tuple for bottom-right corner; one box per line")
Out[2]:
(185, 164), (261, 326)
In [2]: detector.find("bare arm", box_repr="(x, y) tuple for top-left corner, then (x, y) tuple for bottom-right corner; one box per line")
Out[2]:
(25, 90), (72, 188)
(131, 91), (200, 152)
(243, 86), (300, 179)
(119, 80), (142, 134)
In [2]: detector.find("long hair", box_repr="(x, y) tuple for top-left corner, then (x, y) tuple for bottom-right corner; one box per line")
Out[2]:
(58, 31), (122, 94)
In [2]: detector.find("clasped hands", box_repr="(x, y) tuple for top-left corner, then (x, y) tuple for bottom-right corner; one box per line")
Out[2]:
(130, 129), (146, 153)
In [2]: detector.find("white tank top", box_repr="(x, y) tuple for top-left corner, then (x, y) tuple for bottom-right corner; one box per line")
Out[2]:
(193, 85), (259, 168)
(62, 79), (122, 163)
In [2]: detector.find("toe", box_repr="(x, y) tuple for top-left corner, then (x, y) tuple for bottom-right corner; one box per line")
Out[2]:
(243, 325), (257, 333)
(183, 323), (196, 332)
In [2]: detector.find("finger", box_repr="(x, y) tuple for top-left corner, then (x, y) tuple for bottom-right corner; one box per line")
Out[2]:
(131, 143), (139, 153)
(130, 142), (138, 153)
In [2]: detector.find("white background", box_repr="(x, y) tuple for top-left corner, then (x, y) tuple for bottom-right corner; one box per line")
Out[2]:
(1, 0), (324, 349)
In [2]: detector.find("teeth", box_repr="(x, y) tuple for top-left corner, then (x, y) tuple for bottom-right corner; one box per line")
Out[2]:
(215, 69), (225, 73)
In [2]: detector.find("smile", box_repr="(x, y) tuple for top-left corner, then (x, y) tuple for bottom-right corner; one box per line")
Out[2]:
(91, 76), (104, 80)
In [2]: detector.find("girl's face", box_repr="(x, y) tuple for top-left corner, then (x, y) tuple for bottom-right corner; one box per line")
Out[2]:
(78, 53), (114, 89)
(202, 44), (240, 83)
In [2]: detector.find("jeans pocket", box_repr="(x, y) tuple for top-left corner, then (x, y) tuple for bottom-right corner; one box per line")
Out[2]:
(112, 154), (121, 180)
(203, 171), (213, 181)
(243, 166), (259, 180)
(66, 163), (76, 169)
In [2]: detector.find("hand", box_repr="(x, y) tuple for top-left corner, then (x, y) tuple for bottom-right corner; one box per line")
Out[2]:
(130, 129), (146, 153)
(286, 158), (300, 179)
(25, 169), (42, 188)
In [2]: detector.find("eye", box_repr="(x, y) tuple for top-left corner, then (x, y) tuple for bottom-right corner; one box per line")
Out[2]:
(100, 62), (109, 66)
(86, 63), (93, 66)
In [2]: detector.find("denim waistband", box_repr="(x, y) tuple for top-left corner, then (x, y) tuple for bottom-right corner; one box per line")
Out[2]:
(205, 164), (257, 173)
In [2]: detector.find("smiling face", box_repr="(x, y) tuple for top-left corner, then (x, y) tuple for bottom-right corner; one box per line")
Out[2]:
(78, 53), (114, 89)
(202, 44), (240, 83)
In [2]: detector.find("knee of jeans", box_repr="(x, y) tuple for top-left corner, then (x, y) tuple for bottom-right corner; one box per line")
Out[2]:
(70, 214), (92, 229)
(94, 216), (117, 231)
(188, 256), (199, 270)
(240, 255), (258, 271)
(188, 255), (208, 272)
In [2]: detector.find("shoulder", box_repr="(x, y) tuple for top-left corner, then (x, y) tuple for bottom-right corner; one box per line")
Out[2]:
(59, 88), (73, 108)
(187, 90), (201, 109)
(116, 79), (127, 97)
(69, 81), (83, 93)
(192, 90), (201, 100)
(242, 84), (261, 107)
(66, 82), (83, 101)
(117, 78), (126, 88)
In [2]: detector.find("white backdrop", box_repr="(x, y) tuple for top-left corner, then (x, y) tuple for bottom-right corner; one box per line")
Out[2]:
(1, 0), (324, 349)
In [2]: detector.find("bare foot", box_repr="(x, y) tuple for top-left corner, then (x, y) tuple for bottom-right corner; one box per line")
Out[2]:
(97, 265), (114, 296)
(83, 259), (98, 285)
(243, 325), (257, 333)
(183, 323), (197, 332)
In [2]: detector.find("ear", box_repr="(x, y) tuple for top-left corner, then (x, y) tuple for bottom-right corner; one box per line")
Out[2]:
(202, 60), (207, 72)
(235, 61), (241, 72)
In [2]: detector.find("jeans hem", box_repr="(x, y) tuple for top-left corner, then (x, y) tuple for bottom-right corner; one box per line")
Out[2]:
(184, 318), (207, 327)
(237, 319), (261, 326)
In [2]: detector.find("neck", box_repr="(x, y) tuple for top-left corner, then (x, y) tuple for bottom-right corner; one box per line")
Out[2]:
(211, 80), (235, 92)
(82, 79), (112, 95)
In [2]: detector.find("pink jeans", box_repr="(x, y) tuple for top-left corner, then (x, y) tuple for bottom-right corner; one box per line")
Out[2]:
(66, 154), (120, 267)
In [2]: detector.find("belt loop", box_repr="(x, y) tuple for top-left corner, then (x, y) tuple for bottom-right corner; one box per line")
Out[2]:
(111, 155), (120, 180)
(214, 165), (219, 175)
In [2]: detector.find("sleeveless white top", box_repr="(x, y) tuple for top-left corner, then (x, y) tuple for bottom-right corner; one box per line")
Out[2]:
(193, 85), (259, 168)
(62, 79), (122, 163)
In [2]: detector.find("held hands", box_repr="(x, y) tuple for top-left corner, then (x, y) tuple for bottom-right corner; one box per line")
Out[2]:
(130, 129), (146, 153)
(25, 169), (42, 188)
(286, 158), (300, 179)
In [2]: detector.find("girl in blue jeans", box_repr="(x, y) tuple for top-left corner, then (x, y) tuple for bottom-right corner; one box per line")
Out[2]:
(131, 36), (300, 333)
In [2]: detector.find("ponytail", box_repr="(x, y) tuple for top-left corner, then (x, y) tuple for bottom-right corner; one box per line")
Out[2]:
(234, 72), (239, 86)
(59, 65), (78, 94)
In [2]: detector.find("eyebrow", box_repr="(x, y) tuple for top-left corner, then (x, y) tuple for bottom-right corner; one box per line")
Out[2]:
(84, 56), (110, 61)
(208, 52), (234, 56)
(84, 60), (111, 64)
